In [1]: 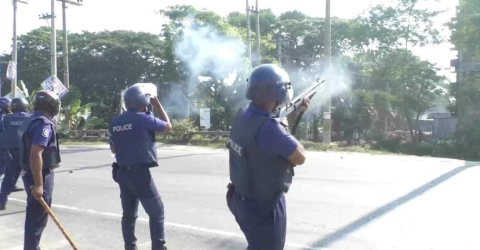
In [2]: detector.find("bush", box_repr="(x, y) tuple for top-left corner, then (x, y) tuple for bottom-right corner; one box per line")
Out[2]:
(168, 119), (197, 140)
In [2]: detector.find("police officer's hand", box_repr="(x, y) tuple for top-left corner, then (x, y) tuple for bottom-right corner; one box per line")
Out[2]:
(31, 184), (43, 201)
(298, 97), (310, 112)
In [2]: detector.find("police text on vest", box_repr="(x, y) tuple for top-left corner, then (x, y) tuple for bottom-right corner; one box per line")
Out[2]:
(227, 138), (242, 157)
(113, 124), (133, 132)
(11, 121), (23, 126)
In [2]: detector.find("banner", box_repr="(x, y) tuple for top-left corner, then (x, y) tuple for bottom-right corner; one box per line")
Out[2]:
(6, 61), (16, 80)
(200, 108), (211, 129)
(41, 75), (69, 98)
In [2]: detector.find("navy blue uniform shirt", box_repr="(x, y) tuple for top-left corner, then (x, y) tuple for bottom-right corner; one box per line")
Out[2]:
(243, 103), (299, 158)
(109, 110), (168, 146)
(28, 110), (54, 148)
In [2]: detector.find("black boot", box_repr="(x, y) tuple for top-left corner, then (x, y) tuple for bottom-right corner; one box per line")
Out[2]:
(0, 203), (6, 211)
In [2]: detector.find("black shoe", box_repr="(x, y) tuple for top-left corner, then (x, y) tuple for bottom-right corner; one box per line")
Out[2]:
(12, 186), (24, 192)
(0, 204), (5, 211)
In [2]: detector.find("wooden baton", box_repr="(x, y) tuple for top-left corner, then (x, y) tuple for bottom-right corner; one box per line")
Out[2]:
(38, 197), (79, 250)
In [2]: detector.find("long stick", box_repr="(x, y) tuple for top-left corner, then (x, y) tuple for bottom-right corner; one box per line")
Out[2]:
(38, 197), (79, 250)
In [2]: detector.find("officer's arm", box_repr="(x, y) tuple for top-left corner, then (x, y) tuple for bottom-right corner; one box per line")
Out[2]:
(287, 143), (306, 166)
(30, 145), (45, 187)
(150, 97), (172, 133)
(258, 120), (306, 166)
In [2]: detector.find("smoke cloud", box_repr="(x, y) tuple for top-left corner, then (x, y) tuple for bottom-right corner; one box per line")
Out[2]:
(285, 58), (355, 117)
(174, 22), (247, 89)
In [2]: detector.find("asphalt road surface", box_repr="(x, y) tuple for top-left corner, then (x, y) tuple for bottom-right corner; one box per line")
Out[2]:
(0, 144), (479, 250)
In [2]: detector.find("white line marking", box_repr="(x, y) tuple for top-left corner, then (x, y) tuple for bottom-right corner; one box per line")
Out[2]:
(9, 198), (327, 250)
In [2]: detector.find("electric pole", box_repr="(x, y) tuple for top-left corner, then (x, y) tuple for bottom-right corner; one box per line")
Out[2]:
(277, 32), (282, 66)
(11, 0), (28, 98)
(246, 0), (252, 65)
(51, 0), (57, 76)
(255, 0), (261, 66)
(58, 0), (83, 89)
(323, 0), (332, 145)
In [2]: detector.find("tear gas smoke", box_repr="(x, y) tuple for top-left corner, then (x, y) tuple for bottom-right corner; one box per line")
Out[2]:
(162, 20), (249, 118)
(285, 58), (356, 117)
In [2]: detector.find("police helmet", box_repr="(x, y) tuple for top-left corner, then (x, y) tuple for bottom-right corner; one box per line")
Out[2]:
(123, 84), (151, 110)
(246, 64), (293, 106)
(11, 98), (29, 112)
(0, 97), (11, 113)
(33, 90), (61, 116)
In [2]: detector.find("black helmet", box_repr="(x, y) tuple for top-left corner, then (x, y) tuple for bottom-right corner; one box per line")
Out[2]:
(0, 97), (11, 114)
(11, 98), (29, 112)
(246, 64), (293, 106)
(123, 84), (151, 110)
(33, 90), (61, 116)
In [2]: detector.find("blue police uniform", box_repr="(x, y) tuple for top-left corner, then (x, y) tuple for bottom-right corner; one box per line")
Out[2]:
(109, 110), (168, 250)
(226, 103), (298, 250)
(0, 112), (7, 177)
(18, 110), (60, 250)
(0, 111), (31, 207)
(226, 64), (300, 250)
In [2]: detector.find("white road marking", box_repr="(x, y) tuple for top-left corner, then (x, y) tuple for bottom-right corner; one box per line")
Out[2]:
(9, 198), (328, 250)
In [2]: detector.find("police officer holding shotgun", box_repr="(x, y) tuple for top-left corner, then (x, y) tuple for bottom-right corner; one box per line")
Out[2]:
(109, 84), (172, 250)
(17, 90), (61, 250)
(226, 64), (309, 250)
(0, 98), (30, 210)
(0, 97), (12, 177)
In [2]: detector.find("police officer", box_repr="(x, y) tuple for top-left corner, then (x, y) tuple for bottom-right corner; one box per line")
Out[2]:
(226, 64), (309, 250)
(0, 98), (30, 210)
(109, 84), (172, 250)
(18, 90), (61, 250)
(0, 97), (12, 178)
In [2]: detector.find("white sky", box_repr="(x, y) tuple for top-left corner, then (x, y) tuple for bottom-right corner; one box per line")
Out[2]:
(0, 0), (458, 80)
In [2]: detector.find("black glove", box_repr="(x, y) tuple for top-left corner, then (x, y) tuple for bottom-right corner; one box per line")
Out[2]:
(112, 162), (119, 182)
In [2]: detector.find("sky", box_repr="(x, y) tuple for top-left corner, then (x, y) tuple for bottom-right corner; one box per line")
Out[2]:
(0, 0), (458, 80)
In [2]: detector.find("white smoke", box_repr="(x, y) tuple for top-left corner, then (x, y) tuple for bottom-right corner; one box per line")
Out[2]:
(286, 58), (355, 116)
(174, 22), (247, 88)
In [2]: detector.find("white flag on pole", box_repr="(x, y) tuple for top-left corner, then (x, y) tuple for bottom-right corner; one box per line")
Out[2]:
(6, 61), (17, 80)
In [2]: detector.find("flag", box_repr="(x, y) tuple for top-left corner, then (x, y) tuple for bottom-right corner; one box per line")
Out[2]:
(6, 61), (16, 81)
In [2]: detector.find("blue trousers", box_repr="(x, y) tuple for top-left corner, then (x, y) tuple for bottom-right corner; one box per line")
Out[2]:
(226, 186), (287, 250)
(0, 149), (22, 205)
(22, 169), (54, 250)
(0, 149), (6, 177)
(116, 166), (166, 250)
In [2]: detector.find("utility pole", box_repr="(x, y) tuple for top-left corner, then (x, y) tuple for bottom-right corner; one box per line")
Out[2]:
(11, 0), (28, 98)
(58, 0), (83, 89)
(277, 32), (282, 66)
(51, 0), (57, 76)
(246, 0), (252, 65)
(255, 0), (261, 66)
(323, 0), (332, 145)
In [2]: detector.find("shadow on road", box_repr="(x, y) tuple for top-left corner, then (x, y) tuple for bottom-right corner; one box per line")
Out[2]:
(309, 162), (479, 249)
(0, 210), (25, 217)
(61, 148), (108, 154)
(55, 154), (213, 174)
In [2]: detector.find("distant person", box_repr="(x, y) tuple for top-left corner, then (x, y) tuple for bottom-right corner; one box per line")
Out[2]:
(0, 98), (30, 210)
(353, 131), (359, 145)
(0, 97), (12, 178)
(109, 84), (172, 250)
(226, 64), (309, 250)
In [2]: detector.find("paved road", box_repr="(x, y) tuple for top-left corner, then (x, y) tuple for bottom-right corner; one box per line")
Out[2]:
(0, 144), (479, 250)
